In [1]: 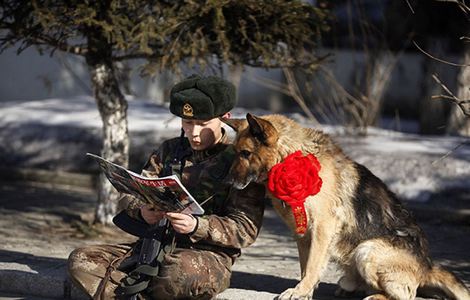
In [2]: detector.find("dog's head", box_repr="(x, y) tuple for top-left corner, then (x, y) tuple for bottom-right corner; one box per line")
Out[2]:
(222, 113), (280, 189)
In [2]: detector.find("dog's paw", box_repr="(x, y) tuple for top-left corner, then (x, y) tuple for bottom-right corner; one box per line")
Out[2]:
(277, 288), (294, 300)
(277, 287), (313, 300)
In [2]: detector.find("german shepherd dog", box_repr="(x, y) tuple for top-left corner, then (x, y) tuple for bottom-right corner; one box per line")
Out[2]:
(223, 113), (470, 300)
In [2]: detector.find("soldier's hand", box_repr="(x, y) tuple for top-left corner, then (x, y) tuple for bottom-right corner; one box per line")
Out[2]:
(140, 204), (165, 225)
(165, 212), (197, 234)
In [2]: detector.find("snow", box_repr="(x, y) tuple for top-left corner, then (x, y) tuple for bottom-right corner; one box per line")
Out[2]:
(0, 96), (469, 203)
(0, 96), (180, 131)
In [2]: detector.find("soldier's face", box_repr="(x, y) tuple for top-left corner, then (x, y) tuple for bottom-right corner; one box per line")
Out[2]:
(182, 117), (223, 150)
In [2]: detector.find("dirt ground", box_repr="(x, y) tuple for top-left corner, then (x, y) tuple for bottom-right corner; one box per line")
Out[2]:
(0, 181), (136, 252)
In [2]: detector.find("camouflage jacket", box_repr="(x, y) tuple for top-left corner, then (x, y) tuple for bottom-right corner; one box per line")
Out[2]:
(124, 131), (266, 256)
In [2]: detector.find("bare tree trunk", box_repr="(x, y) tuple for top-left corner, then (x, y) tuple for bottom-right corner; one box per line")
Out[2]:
(350, 51), (395, 131)
(447, 47), (470, 136)
(87, 32), (129, 225)
(363, 51), (395, 126)
(419, 39), (450, 135)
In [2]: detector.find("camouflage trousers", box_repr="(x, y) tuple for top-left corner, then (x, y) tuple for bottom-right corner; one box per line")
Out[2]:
(67, 243), (233, 299)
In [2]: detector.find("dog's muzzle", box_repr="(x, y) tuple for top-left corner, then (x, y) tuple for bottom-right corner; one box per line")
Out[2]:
(224, 169), (259, 189)
(231, 173), (258, 190)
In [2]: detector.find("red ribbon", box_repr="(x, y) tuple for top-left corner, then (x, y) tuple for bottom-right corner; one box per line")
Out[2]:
(267, 151), (322, 235)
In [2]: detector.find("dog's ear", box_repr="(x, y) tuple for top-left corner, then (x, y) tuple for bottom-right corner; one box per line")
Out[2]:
(246, 113), (278, 145)
(220, 117), (247, 132)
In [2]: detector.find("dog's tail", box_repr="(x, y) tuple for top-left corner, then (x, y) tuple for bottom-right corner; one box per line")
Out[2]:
(422, 265), (470, 300)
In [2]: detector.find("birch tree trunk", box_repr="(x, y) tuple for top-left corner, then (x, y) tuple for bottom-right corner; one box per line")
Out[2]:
(86, 32), (129, 224)
(447, 48), (470, 136)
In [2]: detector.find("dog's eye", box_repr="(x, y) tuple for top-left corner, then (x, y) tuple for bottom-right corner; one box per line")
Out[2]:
(239, 150), (251, 159)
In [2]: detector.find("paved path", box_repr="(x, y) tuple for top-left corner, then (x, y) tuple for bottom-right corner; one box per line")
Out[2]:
(0, 182), (469, 299)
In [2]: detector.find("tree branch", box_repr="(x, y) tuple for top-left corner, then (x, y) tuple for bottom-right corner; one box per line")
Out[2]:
(0, 21), (88, 56)
(113, 53), (163, 61)
(242, 54), (332, 69)
(282, 68), (320, 125)
(435, 0), (470, 14)
(413, 40), (470, 67)
(432, 73), (470, 117)
(246, 68), (321, 125)
(404, 0), (416, 14)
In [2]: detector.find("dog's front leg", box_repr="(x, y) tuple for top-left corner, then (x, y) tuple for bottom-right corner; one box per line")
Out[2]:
(278, 222), (333, 300)
(296, 234), (311, 278)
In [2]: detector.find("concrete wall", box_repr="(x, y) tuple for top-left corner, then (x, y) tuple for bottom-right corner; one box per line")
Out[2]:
(0, 48), (90, 101)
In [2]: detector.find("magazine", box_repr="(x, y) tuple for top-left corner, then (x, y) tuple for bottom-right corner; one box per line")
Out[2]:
(87, 153), (204, 215)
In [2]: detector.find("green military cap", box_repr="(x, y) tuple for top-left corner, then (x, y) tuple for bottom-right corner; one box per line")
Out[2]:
(170, 74), (236, 120)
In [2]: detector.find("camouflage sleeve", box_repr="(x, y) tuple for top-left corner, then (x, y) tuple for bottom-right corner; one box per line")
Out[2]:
(121, 142), (167, 219)
(189, 182), (265, 249)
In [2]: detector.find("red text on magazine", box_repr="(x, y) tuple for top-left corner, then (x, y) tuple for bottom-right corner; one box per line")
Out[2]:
(132, 176), (178, 188)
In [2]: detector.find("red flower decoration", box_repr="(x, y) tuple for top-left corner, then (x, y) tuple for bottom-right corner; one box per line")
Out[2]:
(267, 151), (322, 234)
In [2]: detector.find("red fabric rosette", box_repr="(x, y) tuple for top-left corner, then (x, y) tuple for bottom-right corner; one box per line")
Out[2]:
(267, 151), (322, 234)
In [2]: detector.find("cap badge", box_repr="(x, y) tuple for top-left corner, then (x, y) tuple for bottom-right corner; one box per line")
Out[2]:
(183, 103), (194, 117)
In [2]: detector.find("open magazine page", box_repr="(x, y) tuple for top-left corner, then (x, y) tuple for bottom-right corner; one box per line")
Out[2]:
(87, 153), (204, 215)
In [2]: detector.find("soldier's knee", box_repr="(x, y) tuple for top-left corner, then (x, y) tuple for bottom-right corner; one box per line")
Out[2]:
(67, 247), (93, 277)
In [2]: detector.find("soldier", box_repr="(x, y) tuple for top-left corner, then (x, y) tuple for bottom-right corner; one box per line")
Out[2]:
(67, 75), (266, 299)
